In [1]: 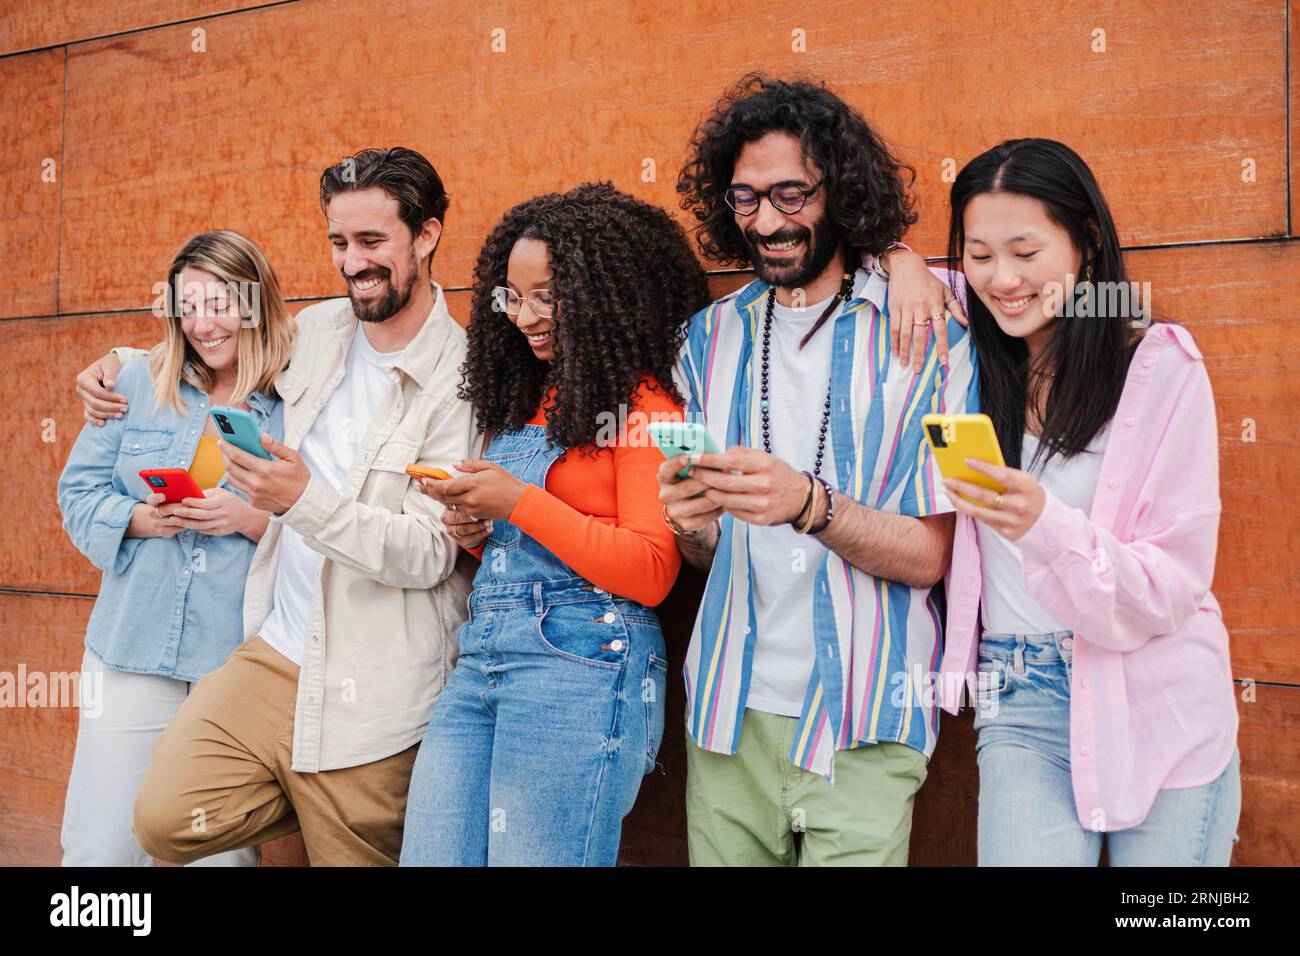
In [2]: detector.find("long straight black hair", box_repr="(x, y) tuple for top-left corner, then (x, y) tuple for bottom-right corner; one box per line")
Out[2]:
(946, 138), (1139, 469)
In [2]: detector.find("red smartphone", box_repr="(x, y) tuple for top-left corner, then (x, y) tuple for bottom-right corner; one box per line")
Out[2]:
(138, 468), (206, 503)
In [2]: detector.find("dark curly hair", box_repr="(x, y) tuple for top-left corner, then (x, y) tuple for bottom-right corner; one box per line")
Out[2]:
(461, 182), (709, 453)
(677, 73), (917, 265)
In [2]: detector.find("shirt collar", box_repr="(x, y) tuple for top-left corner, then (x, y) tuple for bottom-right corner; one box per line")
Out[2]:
(331, 281), (455, 390)
(180, 361), (274, 416)
(733, 265), (885, 316)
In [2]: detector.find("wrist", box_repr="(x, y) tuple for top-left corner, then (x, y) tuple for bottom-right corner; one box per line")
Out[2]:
(874, 241), (914, 279)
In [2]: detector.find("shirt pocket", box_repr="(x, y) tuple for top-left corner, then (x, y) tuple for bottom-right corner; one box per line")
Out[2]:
(367, 437), (420, 512)
(276, 365), (310, 406)
(115, 426), (176, 494)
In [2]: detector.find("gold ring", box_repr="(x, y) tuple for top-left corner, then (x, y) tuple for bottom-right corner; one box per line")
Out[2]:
(912, 318), (929, 326)
(930, 311), (943, 323)
(993, 494), (1004, 511)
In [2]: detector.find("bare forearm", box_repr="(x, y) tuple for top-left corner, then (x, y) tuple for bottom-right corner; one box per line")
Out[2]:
(675, 519), (720, 570)
(813, 493), (951, 588)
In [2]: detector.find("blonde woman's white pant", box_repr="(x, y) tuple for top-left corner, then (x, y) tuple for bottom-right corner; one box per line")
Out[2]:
(60, 647), (259, 867)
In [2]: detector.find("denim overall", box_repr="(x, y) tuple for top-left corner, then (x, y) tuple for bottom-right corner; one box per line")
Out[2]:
(401, 424), (669, 867)
(972, 630), (1240, 866)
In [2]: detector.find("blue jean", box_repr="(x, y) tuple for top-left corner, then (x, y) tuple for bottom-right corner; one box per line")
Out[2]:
(400, 578), (667, 866)
(973, 630), (1240, 866)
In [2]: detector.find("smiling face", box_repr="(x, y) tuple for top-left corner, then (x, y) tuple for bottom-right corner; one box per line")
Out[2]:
(176, 265), (244, 372)
(505, 237), (558, 361)
(327, 187), (432, 323)
(731, 131), (841, 290)
(962, 191), (1085, 354)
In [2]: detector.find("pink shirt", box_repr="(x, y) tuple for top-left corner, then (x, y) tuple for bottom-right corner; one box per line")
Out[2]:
(938, 322), (1238, 831)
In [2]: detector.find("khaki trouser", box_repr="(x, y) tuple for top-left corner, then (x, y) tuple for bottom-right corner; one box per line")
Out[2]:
(685, 708), (929, 866)
(132, 636), (418, 866)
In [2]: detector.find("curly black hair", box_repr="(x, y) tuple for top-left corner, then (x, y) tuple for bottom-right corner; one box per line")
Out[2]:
(461, 182), (709, 454)
(677, 73), (918, 265)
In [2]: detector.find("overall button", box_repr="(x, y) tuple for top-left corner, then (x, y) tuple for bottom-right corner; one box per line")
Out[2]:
(602, 611), (616, 624)
(609, 640), (624, 652)
(592, 587), (605, 595)
(1060, 636), (1074, 651)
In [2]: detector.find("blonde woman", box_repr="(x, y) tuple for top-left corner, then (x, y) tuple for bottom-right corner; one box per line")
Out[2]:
(57, 230), (295, 865)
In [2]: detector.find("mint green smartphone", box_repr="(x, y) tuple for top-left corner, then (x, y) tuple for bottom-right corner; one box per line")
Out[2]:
(647, 421), (722, 479)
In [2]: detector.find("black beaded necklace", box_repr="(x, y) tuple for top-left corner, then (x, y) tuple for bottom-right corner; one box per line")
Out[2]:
(759, 272), (854, 479)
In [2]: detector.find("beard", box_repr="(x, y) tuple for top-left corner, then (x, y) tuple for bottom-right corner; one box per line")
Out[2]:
(742, 212), (843, 291)
(347, 253), (419, 324)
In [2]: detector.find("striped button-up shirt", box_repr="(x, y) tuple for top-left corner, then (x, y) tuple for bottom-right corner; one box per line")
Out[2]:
(673, 265), (978, 779)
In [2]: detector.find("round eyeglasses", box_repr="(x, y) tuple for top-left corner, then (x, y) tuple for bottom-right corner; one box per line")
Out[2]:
(491, 286), (556, 319)
(724, 180), (824, 216)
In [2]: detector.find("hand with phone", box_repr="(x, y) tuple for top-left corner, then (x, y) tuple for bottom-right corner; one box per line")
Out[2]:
(414, 459), (526, 523)
(407, 464), (494, 548)
(923, 413), (1045, 541)
(162, 487), (264, 538)
(217, 428), (310, 516)
(126, 493), (183, 539)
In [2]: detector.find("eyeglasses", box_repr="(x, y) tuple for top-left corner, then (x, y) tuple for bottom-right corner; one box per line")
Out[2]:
(491, 286), (556, 319)
(724, 180), (824, 216)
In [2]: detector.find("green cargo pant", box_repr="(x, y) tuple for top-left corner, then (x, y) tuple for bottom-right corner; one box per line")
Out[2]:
(685, 708), (928, 866)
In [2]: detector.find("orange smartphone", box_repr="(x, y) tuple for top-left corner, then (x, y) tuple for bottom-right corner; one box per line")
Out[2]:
(405, 464), (453, 481)
(138, 468), (206, 503)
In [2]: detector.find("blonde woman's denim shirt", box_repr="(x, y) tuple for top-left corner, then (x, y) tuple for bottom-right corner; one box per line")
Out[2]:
(57, 356), (283, 682)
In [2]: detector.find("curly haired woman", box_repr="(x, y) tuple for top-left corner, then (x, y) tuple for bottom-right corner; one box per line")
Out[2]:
(399, 182), (709, 866)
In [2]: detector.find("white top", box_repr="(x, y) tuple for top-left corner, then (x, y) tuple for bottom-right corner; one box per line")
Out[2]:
(977, 424), (1110, 635)
(745, 292), (837, 717)
(260, 325), (404, 665)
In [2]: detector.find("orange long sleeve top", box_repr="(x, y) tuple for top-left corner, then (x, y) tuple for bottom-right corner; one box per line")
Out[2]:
(467, 378), (684, 607)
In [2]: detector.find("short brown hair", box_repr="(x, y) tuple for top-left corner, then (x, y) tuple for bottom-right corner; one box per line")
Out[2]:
(319, 147), (450, 265)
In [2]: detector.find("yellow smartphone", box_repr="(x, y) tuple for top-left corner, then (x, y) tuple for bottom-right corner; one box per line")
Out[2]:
(405, 464), (453, 481)
(921, 413), (1006, 502)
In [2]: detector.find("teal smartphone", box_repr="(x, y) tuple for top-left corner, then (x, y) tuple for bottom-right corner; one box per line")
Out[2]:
(210, 406), (273, 460)
(647, 421), (723, 479)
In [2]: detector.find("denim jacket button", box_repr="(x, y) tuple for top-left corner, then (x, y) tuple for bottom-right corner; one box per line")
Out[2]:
(1060, 636), (1074, 650)
(610, 640), (624, 651)
(603, 611), (616, 624)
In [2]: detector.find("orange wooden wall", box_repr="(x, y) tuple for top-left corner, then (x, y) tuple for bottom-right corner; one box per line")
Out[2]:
(1, 0), (1296, 866)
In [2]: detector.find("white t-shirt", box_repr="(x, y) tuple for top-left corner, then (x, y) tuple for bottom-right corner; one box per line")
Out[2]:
(977, 424), (1110, 635)
(259, 324), (403, 665)
(745, 292), (838, 717)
